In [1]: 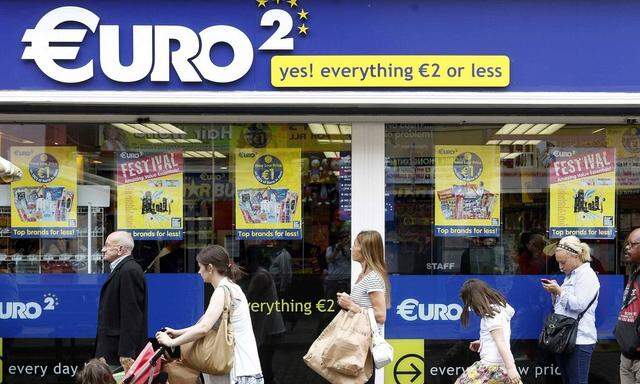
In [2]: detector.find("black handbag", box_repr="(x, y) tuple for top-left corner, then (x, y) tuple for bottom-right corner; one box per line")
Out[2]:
(539, 293), (598, 354)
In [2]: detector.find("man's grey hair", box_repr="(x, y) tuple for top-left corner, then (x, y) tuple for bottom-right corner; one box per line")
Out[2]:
(112, 231), (135, 254)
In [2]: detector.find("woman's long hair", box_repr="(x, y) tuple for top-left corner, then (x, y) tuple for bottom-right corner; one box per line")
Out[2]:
(459, 279), (507, 327)
(356, 230), (391, 307)
(197, 245), (244, 281)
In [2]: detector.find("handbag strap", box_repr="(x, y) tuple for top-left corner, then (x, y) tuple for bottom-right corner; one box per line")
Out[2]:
(219, 284), (233, 318)
(576, 292), (599, 321)
(367, 308), (380, 337)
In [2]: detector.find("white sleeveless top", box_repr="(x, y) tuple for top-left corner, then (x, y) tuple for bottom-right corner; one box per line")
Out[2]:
(206, 278), (262, 383)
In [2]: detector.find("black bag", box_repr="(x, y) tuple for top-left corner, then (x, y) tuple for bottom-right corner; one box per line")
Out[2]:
(539, 294), (598, 354)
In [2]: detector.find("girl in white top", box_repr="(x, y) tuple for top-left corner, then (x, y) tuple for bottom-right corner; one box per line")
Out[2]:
(157, 245), (263, 384)
(335, 230), (390, 384)
(455, 279), (520, 384)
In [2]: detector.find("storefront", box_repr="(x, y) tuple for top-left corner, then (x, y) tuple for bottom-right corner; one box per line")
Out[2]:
(0, 1), (639, 383)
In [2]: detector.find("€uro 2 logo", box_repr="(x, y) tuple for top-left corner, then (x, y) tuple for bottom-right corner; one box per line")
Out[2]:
(29, 153), (59, 183)
(396, 298), (463, 321)
(254, 155), (284, 185)
(21, 1), (311, 84)
(0, 293), (59, 320)
(453, 152), (483, 182)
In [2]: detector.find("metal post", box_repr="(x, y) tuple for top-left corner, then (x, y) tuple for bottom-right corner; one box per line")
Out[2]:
(87, 203), (92, 274)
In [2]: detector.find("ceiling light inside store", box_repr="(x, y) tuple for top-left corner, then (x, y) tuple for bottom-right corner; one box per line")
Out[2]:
(144, 123), (173, 134)
(345, 139), (351, 143)
(511, 124), (535, 135)
(113, 123), (143, 134)
(526, 140), (542, 145)
(486, 140), (501, 145)
(160, 139), (176, 143)
(196, 151), (213, 158)
(539, 124), (565, 135)
(499, 140), (514, 145)
(324, 151), (338, 158)
(592, 127), (606, 134)
(512, 140), (527, 145)
(524, 124), (549, 135)
(309, 124), (326, 135)
(496, 124), (519, 135)
(339, 124), (351, 135)
(130, 124), (157, 134)
(146, 139), (163, 144)
(158, 123), (187, 135)
(325, 124), (340, 135)
(187, 139), (202, 143)
(214, 151), (226, 158)
(504, 152), (523, 159)
(175, 139), (190, 143)
(184, 151), (204, 158)
(317, 139), (331, 143)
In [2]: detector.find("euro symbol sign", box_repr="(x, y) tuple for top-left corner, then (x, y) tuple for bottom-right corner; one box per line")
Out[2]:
(22, 6), (100, 83)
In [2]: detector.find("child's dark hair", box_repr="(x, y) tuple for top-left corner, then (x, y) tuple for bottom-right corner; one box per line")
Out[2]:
(459, 279), (507, 327)
(76, 359), (116, 384)
(196, 244), (244, 281)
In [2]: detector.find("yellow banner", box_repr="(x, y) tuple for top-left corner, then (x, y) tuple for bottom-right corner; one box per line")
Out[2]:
(384, 339), (425, 384)
(606, 127), (640, 189)
(549, 148), (616, 239)
(235, 148), (301, 239)
(434, 145), (501, 237)
(272, 55), (509, 87)
(10, 146), (77, 238)
(116, 151), (184, 240)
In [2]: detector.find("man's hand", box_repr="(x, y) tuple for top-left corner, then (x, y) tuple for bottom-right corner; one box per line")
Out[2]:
(119, 357), (134, 373)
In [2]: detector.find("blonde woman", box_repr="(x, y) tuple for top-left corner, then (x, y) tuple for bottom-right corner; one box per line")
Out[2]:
(335, 230), (390, 384)
(541, 236), (599, 384)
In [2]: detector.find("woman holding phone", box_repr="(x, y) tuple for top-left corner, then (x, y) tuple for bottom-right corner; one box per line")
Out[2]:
(541, 236), (600, 384)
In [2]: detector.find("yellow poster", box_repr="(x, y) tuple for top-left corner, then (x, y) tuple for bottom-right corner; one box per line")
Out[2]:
(606, 127), (640, 190)
(384, 339), (425, 384)
(10, 146), (77, 238)
(235, 148), (301, 239)
(116, 151), (184, 240)
(434, 145), (500, 237)
(549, 148), (616, 239)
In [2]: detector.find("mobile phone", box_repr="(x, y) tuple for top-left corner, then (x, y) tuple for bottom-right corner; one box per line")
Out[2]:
(540, 278), (551, 284)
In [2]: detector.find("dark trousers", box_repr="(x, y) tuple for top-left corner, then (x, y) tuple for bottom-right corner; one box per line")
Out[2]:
(556, 344), (595, 384)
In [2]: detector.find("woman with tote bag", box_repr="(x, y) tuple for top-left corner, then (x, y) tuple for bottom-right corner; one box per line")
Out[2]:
(156, 245), (264, 384)
(307, 230), (391, 384)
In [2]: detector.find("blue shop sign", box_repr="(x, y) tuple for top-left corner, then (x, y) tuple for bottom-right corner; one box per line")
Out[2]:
(386, 275), (624, 340)
(0, 274), (203, 338)
(0, 0), (638, 92)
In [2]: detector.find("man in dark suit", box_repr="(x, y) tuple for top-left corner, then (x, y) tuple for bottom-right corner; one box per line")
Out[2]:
(95, 231), (147, 372)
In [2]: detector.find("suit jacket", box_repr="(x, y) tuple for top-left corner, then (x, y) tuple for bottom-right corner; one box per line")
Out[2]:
(95, 256), (148, 365)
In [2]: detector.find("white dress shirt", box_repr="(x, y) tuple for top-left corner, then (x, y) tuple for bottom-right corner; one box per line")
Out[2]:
(109, 254), (129, 272)
(553, 262), (600, 345)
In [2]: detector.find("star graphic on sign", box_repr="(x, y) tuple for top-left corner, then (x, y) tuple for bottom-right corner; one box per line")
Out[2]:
(257, 0), (268, 7)
(287, 0), (298, 8)
(298, 23), (309, 35)
(298, 8), (309, 20)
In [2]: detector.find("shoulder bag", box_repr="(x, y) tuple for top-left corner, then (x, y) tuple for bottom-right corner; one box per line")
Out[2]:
(181, 285), (235, 375)
(539, 293), (598, 354)
(367, 308), (394, 369)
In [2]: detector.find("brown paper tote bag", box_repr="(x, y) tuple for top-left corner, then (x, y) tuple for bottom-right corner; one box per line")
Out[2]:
(181, 285), (235, 375)
(303, 309), (373, 383)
